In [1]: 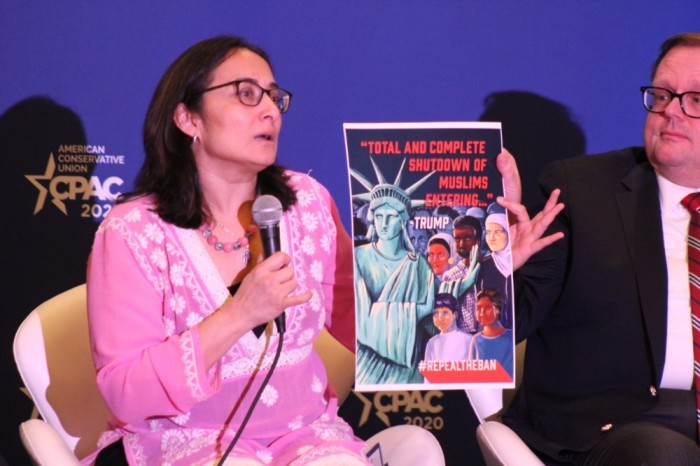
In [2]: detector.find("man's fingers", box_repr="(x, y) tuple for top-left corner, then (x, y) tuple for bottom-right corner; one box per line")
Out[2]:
(496, 148), (522, 204)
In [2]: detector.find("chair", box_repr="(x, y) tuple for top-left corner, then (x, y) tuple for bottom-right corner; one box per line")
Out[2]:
(314, 325), (445, 466)
(14, 284), (108, 465)
(15, 284), (444, 465)
(467, 341), (543, 466)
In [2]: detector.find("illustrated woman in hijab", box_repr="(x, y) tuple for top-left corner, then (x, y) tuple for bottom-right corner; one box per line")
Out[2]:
(477, 212), (512, 329)
(426, 232), (457, 280)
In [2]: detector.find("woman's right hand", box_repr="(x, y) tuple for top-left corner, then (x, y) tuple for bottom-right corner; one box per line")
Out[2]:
(199, 251), (312, 369)
(227, 251), (313, 330)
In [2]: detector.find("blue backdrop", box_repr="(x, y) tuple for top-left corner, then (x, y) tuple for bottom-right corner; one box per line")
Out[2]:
(2, 1), (697, 464)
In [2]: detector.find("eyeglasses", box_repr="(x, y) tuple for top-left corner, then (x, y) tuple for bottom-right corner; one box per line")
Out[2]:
(640, 86), (700, 119)
(200, 79), (292, 114)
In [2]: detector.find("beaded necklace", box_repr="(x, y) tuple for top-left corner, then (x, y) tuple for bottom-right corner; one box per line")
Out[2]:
(200, 223), (258, 264)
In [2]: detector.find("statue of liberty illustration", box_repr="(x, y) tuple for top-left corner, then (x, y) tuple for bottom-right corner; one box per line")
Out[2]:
(351, 157), (438, 384)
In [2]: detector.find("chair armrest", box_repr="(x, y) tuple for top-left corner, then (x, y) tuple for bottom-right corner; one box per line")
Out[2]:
(476, 421), (543, 466)
(19, 419), (81, 466)
(364, 424), (445, 466)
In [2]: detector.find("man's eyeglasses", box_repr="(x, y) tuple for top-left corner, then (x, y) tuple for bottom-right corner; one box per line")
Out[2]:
(200, 79), (292, 114)
(640, 86), (700, 119)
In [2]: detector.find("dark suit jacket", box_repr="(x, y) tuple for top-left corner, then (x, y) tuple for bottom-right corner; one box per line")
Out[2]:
(503, 147), (672, 455)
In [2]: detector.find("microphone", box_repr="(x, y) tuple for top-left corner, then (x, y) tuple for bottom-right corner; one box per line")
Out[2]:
(252, 195), (285, 333)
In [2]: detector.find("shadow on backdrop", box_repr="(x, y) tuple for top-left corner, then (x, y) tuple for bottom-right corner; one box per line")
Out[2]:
(479, 91), (587, 208)
(0, 96), (97, 464)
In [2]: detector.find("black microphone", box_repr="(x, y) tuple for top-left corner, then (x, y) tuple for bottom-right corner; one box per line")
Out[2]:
(252, 195), (285, 333)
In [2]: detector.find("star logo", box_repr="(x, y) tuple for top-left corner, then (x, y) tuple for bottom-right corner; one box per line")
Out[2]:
(353, 391), (391, 427)
(25, 154), (67, 215)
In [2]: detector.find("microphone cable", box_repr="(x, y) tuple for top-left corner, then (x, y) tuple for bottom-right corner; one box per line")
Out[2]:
(217, 326), (284, 466)
(218, 194), (287, 464)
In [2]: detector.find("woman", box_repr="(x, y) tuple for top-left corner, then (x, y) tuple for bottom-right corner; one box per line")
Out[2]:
(478, 212), (513, 329)
(469, 289), (514, 378)
(426, 232), (456, 280)
(85, 36), (369, 465)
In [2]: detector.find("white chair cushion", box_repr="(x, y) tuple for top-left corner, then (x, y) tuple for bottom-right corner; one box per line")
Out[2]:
(19, 419), (81, 466)
(364, 424), (445, 466)
(476, 421), (543, 466)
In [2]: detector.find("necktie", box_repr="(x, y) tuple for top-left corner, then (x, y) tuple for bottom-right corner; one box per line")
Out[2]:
(681, 192), (700, 441)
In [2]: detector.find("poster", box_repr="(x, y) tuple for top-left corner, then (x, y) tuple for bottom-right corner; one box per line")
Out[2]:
(344, 122), (514, 391)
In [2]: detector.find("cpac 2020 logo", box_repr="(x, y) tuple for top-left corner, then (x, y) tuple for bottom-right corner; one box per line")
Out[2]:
(354, 390), (445, 431)
(26, 152), (124, 219)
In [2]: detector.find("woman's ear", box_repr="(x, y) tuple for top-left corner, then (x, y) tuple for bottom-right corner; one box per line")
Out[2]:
(173, 103), (198, 139)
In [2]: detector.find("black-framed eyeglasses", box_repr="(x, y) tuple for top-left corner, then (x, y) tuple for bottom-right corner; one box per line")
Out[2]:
(640, 86), (700, 119)
(200, 79), (292, 114)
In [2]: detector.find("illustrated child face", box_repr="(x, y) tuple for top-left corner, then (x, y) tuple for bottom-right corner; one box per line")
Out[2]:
(432, 306), (456, 333)
(476, 296), (498, 327)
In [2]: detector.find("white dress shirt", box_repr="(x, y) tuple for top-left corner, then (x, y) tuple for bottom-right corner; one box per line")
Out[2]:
(657, 173), (698, 389)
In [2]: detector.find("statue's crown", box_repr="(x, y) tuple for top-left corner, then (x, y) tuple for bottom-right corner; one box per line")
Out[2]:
(370, 183), (411, 210)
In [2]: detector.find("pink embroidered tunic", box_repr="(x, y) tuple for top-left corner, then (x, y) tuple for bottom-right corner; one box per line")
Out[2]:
(85, 172), (367, 465)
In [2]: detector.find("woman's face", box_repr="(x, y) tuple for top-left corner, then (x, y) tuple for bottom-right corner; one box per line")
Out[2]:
(485, 222), (508, 252)
(432, 306), (456, 333)
(189, 49), (282, 177)
(373, 204), (403, 242)
(476, 296), (498, 327)
(427, 243), (450, 275)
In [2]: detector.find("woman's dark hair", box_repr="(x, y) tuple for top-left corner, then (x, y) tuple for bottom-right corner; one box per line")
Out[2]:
(121, 35), (296, 228)
(651, 32), (700, 81)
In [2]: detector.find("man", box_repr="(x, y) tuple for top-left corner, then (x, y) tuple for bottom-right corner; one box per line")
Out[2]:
(501, 33), (700, 464)
(441, 215), (483, 333)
